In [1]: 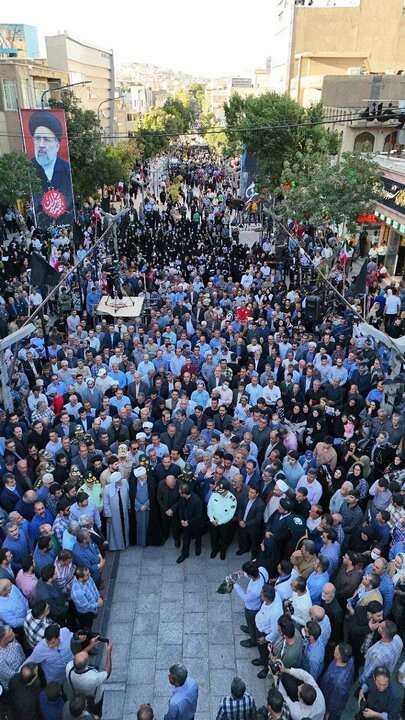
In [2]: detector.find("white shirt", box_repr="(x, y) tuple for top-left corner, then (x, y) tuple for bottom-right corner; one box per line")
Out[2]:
(290, 590), (312, 627)
(255, 593), (283, 641)
(279, 667), (325, 720)
(233, 567), (269, 610)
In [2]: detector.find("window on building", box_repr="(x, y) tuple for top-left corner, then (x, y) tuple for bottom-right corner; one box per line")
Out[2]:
(2, 79), (18, 110)
(353, 131), (375, 153)
(383, 131), (398, 153)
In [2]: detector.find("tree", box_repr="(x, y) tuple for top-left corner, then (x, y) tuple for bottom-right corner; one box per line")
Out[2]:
(224, 92), (339, 191)
(199, 113), (227, 157)
(188, 82), (205, 110)
(49, 92), (103, 201)
(0, 152), (41, 207)
(137, 107), (185, 159)
(277, 151), (383, 232)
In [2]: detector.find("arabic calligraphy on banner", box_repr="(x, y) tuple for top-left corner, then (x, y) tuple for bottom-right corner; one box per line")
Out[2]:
(380, 178), (405, 215)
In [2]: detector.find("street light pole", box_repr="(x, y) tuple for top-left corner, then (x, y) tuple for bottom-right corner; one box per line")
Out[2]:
(41, 80), (91, 109)
(97, 95), (125, 141)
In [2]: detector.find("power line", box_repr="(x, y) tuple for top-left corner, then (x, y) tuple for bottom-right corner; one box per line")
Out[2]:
(0, 110), (395, 141)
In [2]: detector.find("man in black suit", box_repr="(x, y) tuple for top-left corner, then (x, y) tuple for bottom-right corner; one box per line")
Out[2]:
(0, 474), (22, 514)
(154, 455), (181, 484)
(160, 424), (183, 452)
(236, 485), (265, 558)
(176, 483), (203, 563)
(127, 373), (150, 404)
(100, 324), (121, 351)
(22, 352), (42, 388)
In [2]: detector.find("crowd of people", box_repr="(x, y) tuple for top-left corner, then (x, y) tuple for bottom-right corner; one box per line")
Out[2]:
(0, 144), (405, 719)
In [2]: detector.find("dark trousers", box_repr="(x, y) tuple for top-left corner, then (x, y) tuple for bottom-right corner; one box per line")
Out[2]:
(210, 522), (234, 554)
(76, 611), (95, 632)
(181, 526), (202, 557)
(238, 527), (261, 558)
(161, 512), (181, 542)
(257, 632), (270, 664)
(245, 607), (259, 644)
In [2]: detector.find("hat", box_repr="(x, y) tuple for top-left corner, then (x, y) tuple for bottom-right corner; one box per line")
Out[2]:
(215, 479), (230, 493)
(251, 371), (259, 377)
(36, 379), (44, 386)
(86, 377), (95, 385)
(118, 444), (128, 458)
(287, 514), (306, 536)
(134, 466), (147, 477)
(28, 111), (63, 142)
(110, 471), (123, 484)
(136, 432), (147, 440)
(276, 479), (289, 493)
(84, 472), (97, 484)
(97, 369), (107, 377)
(70, 465), (81, 477)
(143, 422), (153, 430)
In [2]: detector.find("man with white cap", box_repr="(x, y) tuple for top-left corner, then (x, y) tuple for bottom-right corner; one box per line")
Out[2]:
(80, 377), (103, 410)
(95, 368), (113, 394)
(263, 478), (289, 523)
(128, 466), (150, 547)
(103, 471), (130, 551)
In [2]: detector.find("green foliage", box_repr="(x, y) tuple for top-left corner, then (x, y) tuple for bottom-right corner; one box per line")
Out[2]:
(48, 93), (139, 199)
(277, 152), (383, 231)
(0, 152), (41, 207)
(137, 90), (195, 160)
(224, 93), (340, 191)
(188, 82), (205, 110)
(49, 92), (103, 201)
(199, 113), (227, 157)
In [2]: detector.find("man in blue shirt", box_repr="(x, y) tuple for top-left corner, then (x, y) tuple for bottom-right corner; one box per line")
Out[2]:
(0, 579), (28, 627)
(307, 557), (330, 605)
(363, 556), (394, 617)
(302, 620), (325, 680)
(73, 529), (103, 584)
(319, 528), (341, 576)
(30, 501), (54, 541)
(164, 663), (198, 720)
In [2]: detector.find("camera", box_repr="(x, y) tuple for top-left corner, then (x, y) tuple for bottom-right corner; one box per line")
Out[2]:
(97, 636), (109, 643)
(269, 661), (281, 675)
(230, 572), (240, 582)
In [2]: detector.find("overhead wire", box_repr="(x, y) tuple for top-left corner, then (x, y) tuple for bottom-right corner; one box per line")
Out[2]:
(0, 109), (401, 141)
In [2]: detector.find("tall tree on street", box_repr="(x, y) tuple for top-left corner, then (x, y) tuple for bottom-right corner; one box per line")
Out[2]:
(224, 93), (340, 190)
(0, 152), (41, 207)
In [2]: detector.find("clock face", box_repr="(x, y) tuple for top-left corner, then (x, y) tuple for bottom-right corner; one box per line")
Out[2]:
(208, 491), (237, 525)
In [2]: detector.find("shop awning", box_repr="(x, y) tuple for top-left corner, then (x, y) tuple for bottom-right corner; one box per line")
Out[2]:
(358, 213), (378, 223)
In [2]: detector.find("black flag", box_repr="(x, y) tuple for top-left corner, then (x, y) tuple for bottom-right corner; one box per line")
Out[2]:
(30, 252), (60, 287)
(351, 260), (368, 296)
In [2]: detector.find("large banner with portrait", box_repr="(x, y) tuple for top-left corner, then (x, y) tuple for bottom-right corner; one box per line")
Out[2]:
(20, 109), (75, 230)
(240, 148), (259, 207)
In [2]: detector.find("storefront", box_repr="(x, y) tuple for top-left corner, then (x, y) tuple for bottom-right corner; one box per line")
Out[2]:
(374, 157), (405, 278)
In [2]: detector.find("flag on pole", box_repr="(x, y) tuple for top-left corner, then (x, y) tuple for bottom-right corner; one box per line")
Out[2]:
(30, 252), (60, 287)
(340, 241), (348, 265)
(351, 259), (369, 296)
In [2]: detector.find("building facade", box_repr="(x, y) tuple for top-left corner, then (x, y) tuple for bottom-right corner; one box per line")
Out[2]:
(0, 24), (40, 59)
(45, 33), (115, 139)
(0, 59), (69, 154)
(322, 75), (405, 157)
(268, 0), (405, 106)
(374, 155), (405, 278)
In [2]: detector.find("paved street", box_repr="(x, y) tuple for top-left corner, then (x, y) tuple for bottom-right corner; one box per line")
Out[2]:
(101, 539), (270, 720)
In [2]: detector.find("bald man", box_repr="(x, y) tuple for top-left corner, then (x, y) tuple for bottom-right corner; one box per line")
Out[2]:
(321, 582), (344, 660)
(65, 642), (112, 717)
